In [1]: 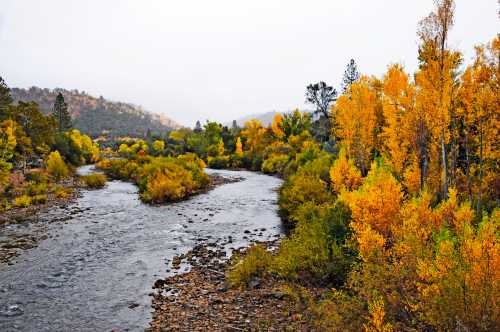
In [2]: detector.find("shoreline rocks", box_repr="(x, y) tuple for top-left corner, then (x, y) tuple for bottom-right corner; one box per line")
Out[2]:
(147, 241), (312, 331)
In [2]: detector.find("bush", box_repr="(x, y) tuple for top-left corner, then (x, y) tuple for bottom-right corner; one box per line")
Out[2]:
(25, 182), (48, 196)
(24, 169), (49, 183)
(261, 154), (290, 175)
(80, 173), (107, 188)
(227, 244), (272, 288)
(141, 169), (193, 203)
(46, 151), (69, 181)
(53, 186), (73, 199)
(31, 194), (48, 204)
(14, 195), (31, 207)
(207, 155), (229, 169)
(271, 202), (354, 285)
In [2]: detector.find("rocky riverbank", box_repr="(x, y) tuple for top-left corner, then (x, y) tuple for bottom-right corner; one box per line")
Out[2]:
(147, 242), (314, 331)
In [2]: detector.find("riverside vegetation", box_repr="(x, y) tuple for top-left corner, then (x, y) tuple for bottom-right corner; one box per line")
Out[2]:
(0, 79), (102, 216)
(1, 1), (498, 330)
(147, 2), (497, 330)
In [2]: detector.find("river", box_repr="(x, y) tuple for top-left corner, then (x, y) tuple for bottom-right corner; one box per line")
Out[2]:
(0, 166), (283, 331)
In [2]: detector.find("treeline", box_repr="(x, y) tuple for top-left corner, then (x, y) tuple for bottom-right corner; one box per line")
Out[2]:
(11, 87), (180, 138)
(0, 80), (99, 211)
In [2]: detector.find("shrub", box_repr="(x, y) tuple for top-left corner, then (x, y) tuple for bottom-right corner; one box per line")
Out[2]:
(31, 194), (48, 205)
(229, 154), (243, 168)
(24, 169), (49, 184)
(53, 186), (73, 199)
(141, 170), (192, 203)
(261, 154), (290, 175)
(25, 182), (48, 196)
(80, 173), (107, 188)
(271, 202), (354, 284)
(46, 151), (69, 181)
(227, 244), (272, 288)
(207, 155), (229, 169)
(14, 195), (31, 207)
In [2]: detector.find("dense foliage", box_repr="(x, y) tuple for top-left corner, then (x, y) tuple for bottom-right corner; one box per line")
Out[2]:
(0, 81), (99, 211)
(221, 2), (499, 330)
(97, 148), (209, 203)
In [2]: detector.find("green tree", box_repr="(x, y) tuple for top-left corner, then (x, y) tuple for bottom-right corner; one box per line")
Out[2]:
(52, 92), (72, 133)
(0, 77), (13, 116)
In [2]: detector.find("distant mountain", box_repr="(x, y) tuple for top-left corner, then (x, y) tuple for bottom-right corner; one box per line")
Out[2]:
(231, 109), (314, 127)
(11, 87), (181, 137)
(231, 111), (282, 127)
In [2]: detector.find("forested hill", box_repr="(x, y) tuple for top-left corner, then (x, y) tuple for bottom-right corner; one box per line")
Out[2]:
(11, 87), (181, 137)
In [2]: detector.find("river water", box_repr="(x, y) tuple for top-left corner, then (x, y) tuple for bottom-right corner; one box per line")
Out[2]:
(0, 166), (283, 331)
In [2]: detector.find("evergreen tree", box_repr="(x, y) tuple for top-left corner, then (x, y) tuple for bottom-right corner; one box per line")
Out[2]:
(305, 81), (337, 120)
(0, 77), (13, 116)
(341, 59), (360, 93)
(52, 92), (72, 133)
(231, 120), (238, 131)
(194, 120), (202, 133)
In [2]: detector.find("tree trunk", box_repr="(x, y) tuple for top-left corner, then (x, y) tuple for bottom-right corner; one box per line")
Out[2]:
(441, 129), (448, 200)
(464, 131), (473, 204)
(476, 121), (484, 216)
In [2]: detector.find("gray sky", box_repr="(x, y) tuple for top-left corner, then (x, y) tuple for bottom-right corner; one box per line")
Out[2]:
(0, 1), (498, 127)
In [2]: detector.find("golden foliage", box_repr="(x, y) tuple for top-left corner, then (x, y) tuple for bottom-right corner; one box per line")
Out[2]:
(329, 148), (362, 193)
(45, 151), (69, 181)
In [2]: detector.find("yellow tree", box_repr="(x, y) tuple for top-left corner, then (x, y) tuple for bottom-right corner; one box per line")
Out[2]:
(240, 119), (268, 157)
(235, 137), (243, 157)
(271, 113), (285, 140)
(457, 38), (499, 213)
(0, 120), (17, 187)
(334, 77), (378, 175)
(416, 0), (461, 199)
(217, 138), (224, 156)
(329, 148), (362, 194)
(152, 140), (165, 155)
(381, 64), (416, 178)
(340, 161), (403, 239)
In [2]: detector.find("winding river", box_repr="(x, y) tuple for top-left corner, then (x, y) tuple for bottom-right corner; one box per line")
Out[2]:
(0, 167), (283, 331)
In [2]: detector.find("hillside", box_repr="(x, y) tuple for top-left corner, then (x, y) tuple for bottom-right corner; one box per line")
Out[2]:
(11, 87), (180, 137)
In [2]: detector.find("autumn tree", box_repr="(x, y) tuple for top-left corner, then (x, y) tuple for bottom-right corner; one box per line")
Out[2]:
(235, 137), (243, 157)
(0, 120), (17, 187)
(457, 38), (499, 213)
(380, 64), (415, 178)
(334, 77), (378, 175)
(240, 119), (268, 156)
(416, 0), (461, 199)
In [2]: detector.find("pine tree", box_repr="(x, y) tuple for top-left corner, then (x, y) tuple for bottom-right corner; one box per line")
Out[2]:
(52, 92), (72, 133)
(341, 59), (360, 93)
(194, 120), (202, 133)
(0, 77), (13, 116)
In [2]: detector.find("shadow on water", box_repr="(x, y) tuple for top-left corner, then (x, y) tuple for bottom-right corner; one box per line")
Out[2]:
(0, 166), (284, 332)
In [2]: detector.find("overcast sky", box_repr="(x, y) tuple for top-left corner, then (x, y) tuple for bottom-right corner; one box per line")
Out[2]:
(0, 1), (498, 126)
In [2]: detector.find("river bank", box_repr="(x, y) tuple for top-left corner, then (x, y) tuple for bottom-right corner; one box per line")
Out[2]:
(147, 241), (315, 331)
